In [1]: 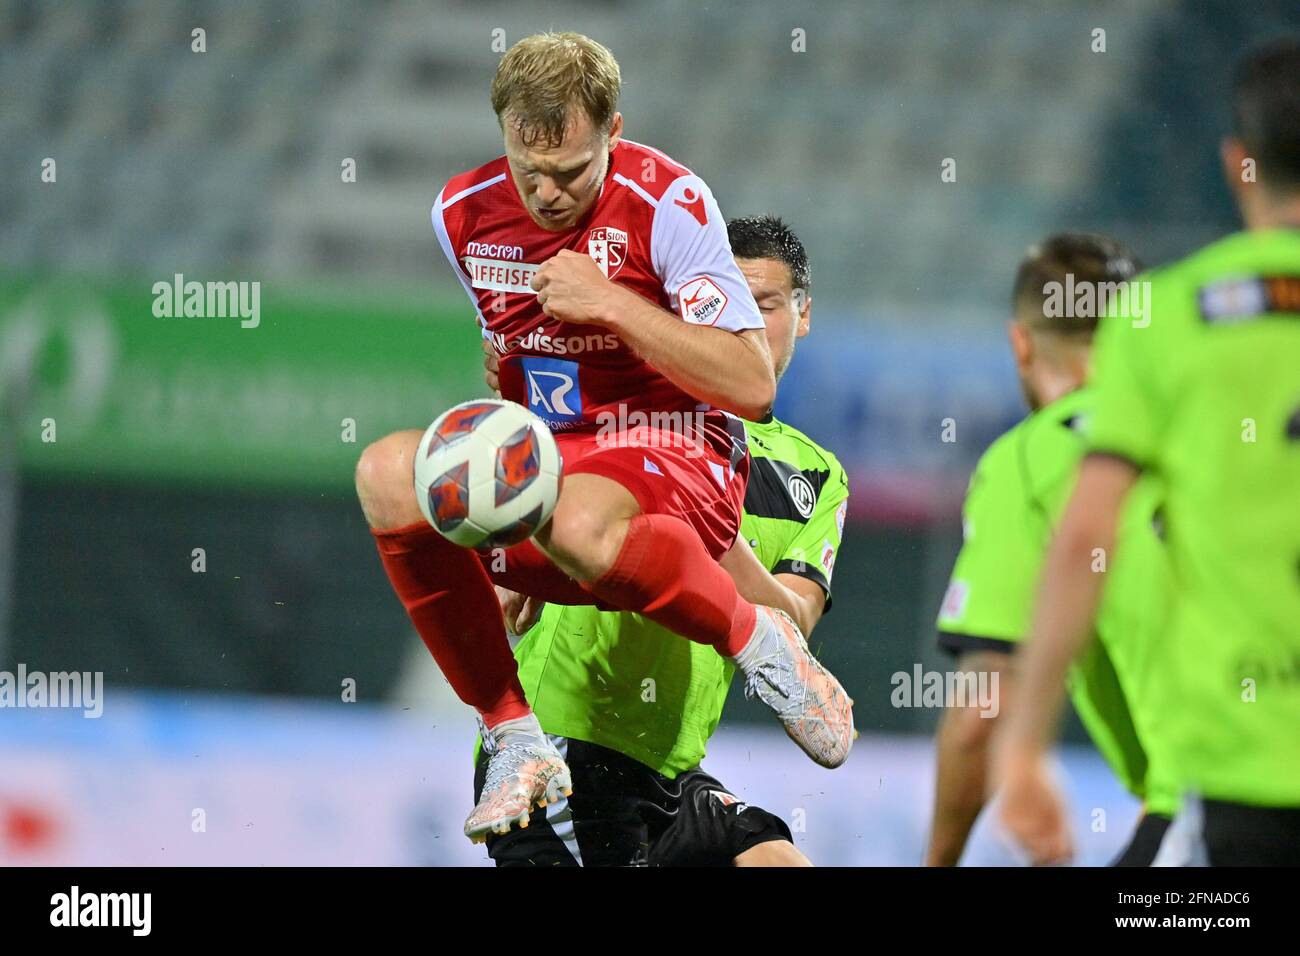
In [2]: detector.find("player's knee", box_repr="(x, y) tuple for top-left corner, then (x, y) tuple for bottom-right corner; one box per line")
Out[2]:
(544, 500), (626, 582)
(734, 840), (812, 867)
(355, 430), (422, 529)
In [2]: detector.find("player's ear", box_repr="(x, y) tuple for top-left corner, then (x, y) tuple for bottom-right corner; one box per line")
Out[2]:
(606, 112), (623, 151)
(1008, 320), (1033, 370)
(795, 290), (811, 338)
(1220, 136), (1250, 203)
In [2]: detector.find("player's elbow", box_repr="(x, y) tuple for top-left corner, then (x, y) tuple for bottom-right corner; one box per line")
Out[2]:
(727, 366), (775, 421)
(792, 593), (823, 638)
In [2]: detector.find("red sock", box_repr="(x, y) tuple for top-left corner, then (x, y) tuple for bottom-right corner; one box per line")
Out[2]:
(586, 513), (757, 657)
(372, 522), (529, 727)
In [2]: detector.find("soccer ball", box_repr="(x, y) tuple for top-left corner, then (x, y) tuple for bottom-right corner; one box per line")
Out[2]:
(414, 399), (562, 549)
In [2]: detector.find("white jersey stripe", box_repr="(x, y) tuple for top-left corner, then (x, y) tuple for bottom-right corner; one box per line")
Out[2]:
(443, 172), (507, 209)
(612, 172), (659, 209)
(431, 189), (488, 331)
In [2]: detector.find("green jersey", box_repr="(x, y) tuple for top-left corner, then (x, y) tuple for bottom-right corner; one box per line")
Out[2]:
(1087, 228), (1300, 808)
(504, 415), (849, 777)
(937, 386), (1179, 816)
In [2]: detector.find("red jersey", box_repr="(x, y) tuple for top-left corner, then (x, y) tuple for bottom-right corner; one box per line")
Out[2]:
(431, 139), (763, 441)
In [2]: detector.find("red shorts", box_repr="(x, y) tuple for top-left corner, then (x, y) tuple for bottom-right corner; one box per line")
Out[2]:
(556, 412), (749, 561)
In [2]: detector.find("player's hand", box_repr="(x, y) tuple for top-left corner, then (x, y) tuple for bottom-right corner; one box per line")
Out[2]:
(995, 744), (1074, 865)
(482, 337), (500, 395)
(495, 586), (545, 635)
(531, 249), (620, 325)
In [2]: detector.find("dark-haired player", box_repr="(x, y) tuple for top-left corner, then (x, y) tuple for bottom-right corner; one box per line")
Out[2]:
(998, 38), (1300, 866)
(478, 216), (849, 866)
(927, 233), (1176, 867)
(354, 33), (853, 842)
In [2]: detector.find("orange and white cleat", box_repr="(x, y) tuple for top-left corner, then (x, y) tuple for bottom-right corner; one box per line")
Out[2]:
(733, 606), (855, 768)
(465, 713), (573, 844)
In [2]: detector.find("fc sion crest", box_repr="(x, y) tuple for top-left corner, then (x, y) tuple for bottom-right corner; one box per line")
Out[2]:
(587, 226), (628, 279)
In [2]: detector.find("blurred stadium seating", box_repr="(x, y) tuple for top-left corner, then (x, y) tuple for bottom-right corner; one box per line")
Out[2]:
(0, 0), (1295, 865)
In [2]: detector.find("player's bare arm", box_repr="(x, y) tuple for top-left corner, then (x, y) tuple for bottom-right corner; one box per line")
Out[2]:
(531, 249), (776, 420)
(718, 535), (825, 637)
(994, 452), (1139, 864)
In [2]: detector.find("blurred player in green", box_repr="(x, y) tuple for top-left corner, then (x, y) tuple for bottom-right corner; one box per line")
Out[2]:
(998, 37), (1300, 866)
(927, 232), (1177, 866)
(475, 216), (849, 866)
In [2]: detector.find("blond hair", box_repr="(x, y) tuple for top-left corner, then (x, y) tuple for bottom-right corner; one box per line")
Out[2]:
(491, 32), (621, 147)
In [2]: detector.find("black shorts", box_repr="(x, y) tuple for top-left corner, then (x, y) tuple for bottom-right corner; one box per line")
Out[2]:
(1202, 799), (1300, 867)
(1110, 812), (1172, 867)
(472, 736), (793, 867)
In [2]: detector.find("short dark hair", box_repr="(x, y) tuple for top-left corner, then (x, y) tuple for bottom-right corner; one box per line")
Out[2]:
(1012, 232), (1142, 336)
(727, 215), (810, 294)
(1232, 36), (1300, 190)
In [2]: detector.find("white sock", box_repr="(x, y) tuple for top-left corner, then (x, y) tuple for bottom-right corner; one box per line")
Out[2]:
(482, 711), (543, 745)
(728, 607), (773, 671)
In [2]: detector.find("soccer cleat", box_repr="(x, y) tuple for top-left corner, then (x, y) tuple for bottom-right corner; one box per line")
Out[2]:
(465, 713), (573, 844)
(733, 606), (855, 768)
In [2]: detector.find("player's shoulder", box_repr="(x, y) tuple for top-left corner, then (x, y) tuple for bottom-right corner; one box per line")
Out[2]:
(1020, 388), (1091, 453)
(969, 416), (1028, 485)
(1165, 228), (1274, 278)
(753, 416), (847, 487)
(1135, 230), (1266, 307)
(435, 154), (511, 212)
(1153, 229), (1300, 319)
(1013, 389), (1096, 509)
(963, 409), (1057, 516)
(609, 139), (696, 202)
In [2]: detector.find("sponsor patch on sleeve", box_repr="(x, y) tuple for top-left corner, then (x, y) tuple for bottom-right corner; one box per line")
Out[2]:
(939, 579), (970, 622)
(677, 276), (729, 326)
(1199, 276), (1300, 324)
(820, 538), (837, 578)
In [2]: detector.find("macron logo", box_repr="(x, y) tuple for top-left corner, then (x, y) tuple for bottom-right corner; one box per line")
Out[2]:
(466, 241), (524, 260)
(674, 187), (707, 226)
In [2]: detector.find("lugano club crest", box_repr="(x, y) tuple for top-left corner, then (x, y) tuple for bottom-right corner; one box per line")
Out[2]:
(587, 226), (628, 279)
